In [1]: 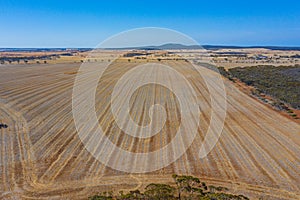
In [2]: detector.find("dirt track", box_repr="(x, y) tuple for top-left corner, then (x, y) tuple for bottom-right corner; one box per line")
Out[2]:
(0, 61), (299, 199)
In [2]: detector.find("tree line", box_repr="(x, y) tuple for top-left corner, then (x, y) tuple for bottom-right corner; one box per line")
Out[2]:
(89, 174), (249, 200)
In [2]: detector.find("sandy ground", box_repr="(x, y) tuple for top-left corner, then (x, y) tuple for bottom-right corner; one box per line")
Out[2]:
(1, 48), (300, 67)
(0, 60), (299, 199)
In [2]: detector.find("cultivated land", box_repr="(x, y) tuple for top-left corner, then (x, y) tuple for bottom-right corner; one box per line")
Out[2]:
(0, 50), (299, 199)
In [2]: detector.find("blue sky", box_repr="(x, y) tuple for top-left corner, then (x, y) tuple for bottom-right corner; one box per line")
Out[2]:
(0, 0), (299, 47)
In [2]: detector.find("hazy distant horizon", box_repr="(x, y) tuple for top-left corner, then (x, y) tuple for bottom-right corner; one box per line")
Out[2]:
(1, 43), (300, 49)
(1, 44), (300, 50)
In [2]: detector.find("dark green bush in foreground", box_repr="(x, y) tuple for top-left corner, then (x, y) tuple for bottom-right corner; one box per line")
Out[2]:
(89, 174), (249, 200)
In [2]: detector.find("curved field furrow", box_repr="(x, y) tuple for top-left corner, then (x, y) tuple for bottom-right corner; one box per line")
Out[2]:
(0, 100), (39, 199)
(0, 60), (299, 199)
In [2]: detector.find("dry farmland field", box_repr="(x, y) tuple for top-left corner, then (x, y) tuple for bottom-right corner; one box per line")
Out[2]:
(0, 53), (299, 199)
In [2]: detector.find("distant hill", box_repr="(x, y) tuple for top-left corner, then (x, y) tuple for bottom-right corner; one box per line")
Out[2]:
(102, 43), (300, 50)
(203, 45), (300, 51)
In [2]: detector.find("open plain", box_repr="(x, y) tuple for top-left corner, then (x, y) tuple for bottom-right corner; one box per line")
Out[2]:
(0, 52), (299, 199)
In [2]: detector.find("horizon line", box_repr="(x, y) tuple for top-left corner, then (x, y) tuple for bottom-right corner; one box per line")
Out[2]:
(1, 44), (300, 49)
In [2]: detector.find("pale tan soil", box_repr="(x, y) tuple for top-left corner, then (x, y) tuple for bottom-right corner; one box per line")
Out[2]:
(2, 48), (300, 67)
(0, 50), (120, 65)
(230, 78), (300, 123)
(177, 48), (300, 69)
(0, 59), (299, 200)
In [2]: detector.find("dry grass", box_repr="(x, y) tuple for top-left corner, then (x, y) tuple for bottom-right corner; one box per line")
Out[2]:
(0, 58), (299, 199)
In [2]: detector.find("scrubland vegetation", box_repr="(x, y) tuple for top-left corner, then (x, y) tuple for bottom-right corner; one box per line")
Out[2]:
(89, 174), (249, 200)
(219, 65), (300, 111)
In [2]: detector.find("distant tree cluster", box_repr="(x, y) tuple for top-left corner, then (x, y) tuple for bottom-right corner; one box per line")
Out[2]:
(89, 174), (249, 200)
(0, 54), (67, 64)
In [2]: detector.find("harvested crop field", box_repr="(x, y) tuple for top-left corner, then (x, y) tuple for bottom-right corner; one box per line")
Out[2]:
(0, 59), (299, 199)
